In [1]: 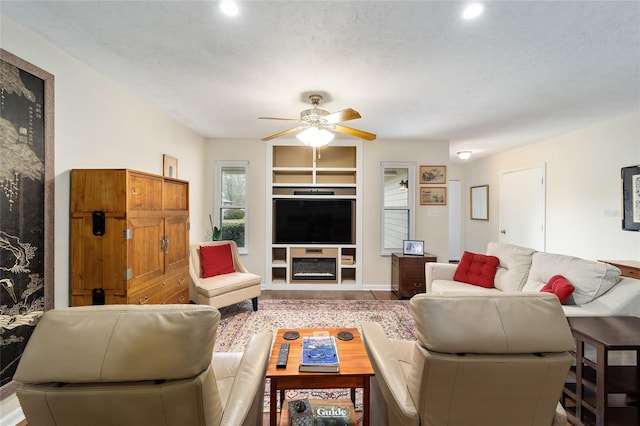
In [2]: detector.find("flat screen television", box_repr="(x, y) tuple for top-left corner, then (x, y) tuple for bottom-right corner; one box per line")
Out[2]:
(273, 199), (355, 244)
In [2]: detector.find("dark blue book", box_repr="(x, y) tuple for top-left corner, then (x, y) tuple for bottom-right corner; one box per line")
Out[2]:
(299, 335), (340, 372)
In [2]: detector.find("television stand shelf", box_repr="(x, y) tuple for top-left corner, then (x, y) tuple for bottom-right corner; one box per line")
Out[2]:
(267, 141), (363, 289)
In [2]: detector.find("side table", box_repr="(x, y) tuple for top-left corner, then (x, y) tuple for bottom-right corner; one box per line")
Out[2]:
(563, 316), (640, 426)
(391, 252), (437, 298)
(598, 260), (640, 279)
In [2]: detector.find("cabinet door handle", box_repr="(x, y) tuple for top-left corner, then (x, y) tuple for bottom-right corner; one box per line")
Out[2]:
(164, 238), (169, 253)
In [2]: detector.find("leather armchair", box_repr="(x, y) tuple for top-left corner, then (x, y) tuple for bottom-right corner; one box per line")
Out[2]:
(362, 292), (575, 426)
(14, 304), (272, 426)
(190, 240), (262, 311)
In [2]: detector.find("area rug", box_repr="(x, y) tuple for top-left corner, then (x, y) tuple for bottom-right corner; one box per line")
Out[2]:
(213, 298), (416, 412)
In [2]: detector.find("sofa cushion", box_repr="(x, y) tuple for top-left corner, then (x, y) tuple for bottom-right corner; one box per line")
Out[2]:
(523, 252), (621, 305)
(200, 244), (235, 278)
(486, 242), (536, 291)
(431, 279), (502, 294)
(453, 251), (500, 288)
(540, 274), (575, 304)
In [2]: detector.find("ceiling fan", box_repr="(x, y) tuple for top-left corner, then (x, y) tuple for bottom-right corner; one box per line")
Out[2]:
(259, 94), (376, 144)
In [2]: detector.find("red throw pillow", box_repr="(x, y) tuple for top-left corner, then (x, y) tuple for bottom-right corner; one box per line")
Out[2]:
(540, 274), (575, 304)
(453, 251), (500, 288)
(200, 244), (235, 278)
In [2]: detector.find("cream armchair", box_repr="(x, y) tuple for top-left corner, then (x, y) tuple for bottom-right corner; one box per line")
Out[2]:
(361, 292), (575, 426)
(14, 304), (272, 426)
(190, 240), (262, 310)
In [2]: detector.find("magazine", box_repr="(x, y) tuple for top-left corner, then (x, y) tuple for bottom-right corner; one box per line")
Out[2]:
(299, 335), (340, 373)
(313, 404), (353, 425)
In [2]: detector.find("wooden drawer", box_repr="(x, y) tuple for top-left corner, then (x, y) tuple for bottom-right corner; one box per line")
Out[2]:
(397, 281), (425, 298)
(127, 284), (164, 305)
(161, 272), (189, 300)
(163, 287), (189, 304)
(399, 268), (425, 280)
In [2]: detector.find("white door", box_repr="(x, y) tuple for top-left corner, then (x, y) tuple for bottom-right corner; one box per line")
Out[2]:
(499, 163), (546, 251)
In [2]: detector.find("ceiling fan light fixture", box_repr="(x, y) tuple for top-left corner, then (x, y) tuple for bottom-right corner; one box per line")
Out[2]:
(296, 126), (335, 147)
(457, 151), (472, 160)
(462, 2), (484, 20)
(219, 0), (239, 16)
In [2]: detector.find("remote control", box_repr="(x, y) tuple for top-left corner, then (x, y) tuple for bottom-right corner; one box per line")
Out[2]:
(276, 343), (290, 368)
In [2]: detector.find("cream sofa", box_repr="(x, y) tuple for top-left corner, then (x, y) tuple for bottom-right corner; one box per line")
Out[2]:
(425, 242), (640, 317)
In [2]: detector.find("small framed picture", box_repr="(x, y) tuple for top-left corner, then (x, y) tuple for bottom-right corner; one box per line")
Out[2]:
(420, 165), (446, 184)
(163, 154), (178, 178)
(420, 187), (447, 205)
(403, 240), (424, 256)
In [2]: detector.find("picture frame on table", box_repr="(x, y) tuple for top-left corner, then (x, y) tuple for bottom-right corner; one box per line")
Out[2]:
(420, 186), (447, 206)
(419, 165), (446, 185)
(403, 240), (424, 256)
(0, 49), (55, 399)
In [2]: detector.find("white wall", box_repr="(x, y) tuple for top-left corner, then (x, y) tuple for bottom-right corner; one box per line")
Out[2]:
(462, 113), (640, 260)
(203, 139), (268, 276)
(205, 138), (450, 288)
(1, 16), (206, 423)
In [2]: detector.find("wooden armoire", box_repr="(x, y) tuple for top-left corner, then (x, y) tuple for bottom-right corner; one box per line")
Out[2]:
(70, 169), (190, 306)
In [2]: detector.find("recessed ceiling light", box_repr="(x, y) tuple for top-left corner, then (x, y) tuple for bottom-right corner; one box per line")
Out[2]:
(219, 0), (239, 17)
(462, 2), (484, 20)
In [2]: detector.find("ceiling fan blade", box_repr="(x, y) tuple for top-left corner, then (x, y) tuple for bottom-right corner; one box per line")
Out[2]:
(324, 108), (361, 124)
(332, 124), (377, 141)
(258, 116), (299, 121)
(261, 126), (303, 141)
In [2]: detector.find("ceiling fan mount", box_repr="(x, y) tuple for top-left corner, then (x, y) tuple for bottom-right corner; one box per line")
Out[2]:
(259, 93), (376, 143)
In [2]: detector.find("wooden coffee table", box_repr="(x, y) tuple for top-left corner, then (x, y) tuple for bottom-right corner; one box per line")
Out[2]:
(266, 328), (374, 426)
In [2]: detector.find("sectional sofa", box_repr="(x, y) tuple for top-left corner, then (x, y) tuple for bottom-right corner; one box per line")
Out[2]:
(425, 242), (640, 317)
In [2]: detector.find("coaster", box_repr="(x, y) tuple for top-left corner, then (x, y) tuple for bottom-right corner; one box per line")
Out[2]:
(337, 331), (354, 341)
(283, 331), (300, 340)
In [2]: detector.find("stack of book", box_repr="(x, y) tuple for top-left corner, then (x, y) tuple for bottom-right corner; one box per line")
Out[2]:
(299, 335), (340, 373)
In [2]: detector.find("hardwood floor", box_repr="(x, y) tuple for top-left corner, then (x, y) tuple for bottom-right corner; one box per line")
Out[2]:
(260, 289), (398, 301)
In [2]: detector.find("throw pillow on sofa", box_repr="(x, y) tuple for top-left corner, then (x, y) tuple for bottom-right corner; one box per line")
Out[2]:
(486, 242), (536, 292)
(540, 274), (575, 304)
(200, 244), (235, 278)
(453, 251), (500, 288)
(523, 251), (621, 305)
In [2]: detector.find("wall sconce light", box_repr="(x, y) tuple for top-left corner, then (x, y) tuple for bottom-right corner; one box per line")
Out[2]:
(457, 151), (472, 160)
(399, 179), (409, 191)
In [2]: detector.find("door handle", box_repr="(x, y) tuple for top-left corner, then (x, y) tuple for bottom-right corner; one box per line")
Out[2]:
(500, 229), (506, 234)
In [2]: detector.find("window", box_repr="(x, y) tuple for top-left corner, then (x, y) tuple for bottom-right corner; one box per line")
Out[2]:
(381, 162), (415, 255)
(215, 161), (248, 253)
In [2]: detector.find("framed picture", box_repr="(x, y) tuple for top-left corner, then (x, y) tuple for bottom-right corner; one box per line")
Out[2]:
(163, 154), (178, 178)
(403, 240), (424, 256)
(470, 185), (489, 220)
(622, 165), (640, 231)
(420, 187), (447, 206)
(0, 49), (55, 398)
(419, 165), (446, 185)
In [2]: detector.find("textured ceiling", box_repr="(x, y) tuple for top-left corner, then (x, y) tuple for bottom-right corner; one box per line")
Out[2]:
(2, 1), (639, 162)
